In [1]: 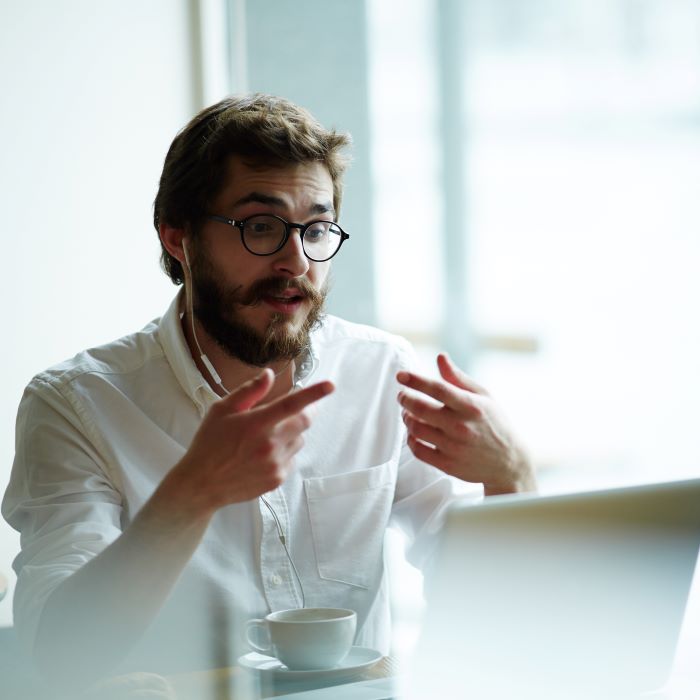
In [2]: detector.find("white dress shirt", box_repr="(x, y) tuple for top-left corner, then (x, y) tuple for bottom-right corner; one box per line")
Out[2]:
(2, 293), (480, 673)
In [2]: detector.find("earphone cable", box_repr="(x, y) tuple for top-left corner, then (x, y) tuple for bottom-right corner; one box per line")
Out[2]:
(183, 251), (306, 608)
(260, 494), (306, 608)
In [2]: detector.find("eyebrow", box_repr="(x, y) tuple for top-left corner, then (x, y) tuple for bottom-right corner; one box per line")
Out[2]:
(233, 192), (335, 218)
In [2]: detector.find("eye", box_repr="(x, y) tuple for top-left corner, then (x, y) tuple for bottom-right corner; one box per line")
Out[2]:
(244, 216), (283, 239)
(304, 222), (331, 243)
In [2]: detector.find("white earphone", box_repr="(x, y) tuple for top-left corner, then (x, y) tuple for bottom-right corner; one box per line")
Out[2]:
(182, 241), (227, 392)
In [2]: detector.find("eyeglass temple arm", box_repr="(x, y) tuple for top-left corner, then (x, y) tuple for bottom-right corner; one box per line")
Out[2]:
(206, 214), (238, 226)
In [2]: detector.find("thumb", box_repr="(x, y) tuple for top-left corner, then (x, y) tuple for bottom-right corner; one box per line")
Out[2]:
(221, 369), (275, 412)
(437, 353), (487, 395)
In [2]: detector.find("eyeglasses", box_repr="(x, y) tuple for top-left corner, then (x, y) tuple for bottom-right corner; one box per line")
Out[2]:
(206, 213), (350, 262)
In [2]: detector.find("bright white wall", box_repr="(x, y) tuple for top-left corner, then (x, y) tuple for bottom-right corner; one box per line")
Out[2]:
(0, 0), (199, 626)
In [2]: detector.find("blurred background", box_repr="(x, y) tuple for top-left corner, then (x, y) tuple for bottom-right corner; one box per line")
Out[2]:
(1, 0), (699, 657)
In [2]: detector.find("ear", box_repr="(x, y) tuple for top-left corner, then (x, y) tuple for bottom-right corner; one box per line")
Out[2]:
(159, 222), (188, 266)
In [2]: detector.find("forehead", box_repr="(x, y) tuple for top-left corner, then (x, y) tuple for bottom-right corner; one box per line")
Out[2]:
(214, 155), (334, 213)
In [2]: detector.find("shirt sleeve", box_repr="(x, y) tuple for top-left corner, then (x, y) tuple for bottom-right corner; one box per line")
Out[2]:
(388, 341), (483, 570)
(2, 375), (123, 655)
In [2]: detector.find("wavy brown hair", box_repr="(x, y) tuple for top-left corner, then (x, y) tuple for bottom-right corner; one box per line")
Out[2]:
(153, 94), (351, 285)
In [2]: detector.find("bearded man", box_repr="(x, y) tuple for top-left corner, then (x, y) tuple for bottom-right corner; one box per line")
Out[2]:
(3, 94), (535, 688)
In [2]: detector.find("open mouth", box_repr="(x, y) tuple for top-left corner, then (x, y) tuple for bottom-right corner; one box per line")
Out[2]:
(263, 293), (306, 313)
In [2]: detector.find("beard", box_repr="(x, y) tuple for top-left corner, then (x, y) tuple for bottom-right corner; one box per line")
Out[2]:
(189, 244), (328, 367)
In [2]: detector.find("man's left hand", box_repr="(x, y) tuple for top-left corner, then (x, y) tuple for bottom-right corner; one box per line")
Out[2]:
(397, 353), (536, 496)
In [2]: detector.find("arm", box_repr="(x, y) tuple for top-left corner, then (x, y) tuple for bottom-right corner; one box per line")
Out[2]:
(33, 369), (333, 686)
(397, 353), (536, 496)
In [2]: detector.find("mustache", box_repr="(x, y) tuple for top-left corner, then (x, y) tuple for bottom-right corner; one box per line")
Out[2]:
(237, 276), (324, 307)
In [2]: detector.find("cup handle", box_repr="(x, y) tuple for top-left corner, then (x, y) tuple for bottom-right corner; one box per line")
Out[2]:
(246, 618), (272, 654)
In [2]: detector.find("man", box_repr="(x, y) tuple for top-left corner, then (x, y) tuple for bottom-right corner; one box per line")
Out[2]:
(3, 94), (535, 688)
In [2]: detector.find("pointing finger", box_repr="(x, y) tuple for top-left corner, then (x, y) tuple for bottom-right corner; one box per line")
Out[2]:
(261, 381), (335, 425)
(220, 369), (275, 412)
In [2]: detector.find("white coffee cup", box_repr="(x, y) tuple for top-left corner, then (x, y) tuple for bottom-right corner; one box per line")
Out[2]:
(245, 607), (357, 670)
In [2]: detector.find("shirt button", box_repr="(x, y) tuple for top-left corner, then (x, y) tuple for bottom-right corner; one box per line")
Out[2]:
(270, 574), (282, 587)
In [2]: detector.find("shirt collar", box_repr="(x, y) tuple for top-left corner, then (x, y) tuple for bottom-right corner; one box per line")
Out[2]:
(158, 291), (218, 415)
(293, 340), (318, 387)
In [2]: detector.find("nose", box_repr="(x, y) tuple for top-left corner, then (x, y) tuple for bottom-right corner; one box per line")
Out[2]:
(272, 228), (310, 277)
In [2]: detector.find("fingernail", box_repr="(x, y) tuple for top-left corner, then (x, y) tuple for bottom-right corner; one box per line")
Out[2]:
(397, 371), (409, 383)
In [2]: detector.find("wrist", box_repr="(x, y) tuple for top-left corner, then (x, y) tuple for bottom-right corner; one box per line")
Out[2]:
(484, 448), (537, 496)
(149, 459), (219, 527)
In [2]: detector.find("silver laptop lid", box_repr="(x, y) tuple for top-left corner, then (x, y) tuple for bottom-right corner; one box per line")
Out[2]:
(407, 478), (700, 700)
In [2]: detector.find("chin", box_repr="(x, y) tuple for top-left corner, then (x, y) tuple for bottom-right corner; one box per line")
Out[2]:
(269, 317), (305, 337)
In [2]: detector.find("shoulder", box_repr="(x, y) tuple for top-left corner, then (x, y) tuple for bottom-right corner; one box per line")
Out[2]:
(311, 315), (416, 367)
(314, 314), (411, 348)
(28, 317), (164, 395)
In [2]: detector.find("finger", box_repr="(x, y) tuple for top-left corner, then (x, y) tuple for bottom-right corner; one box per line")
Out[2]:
(437, 354), (487, 395)
(274, 412), (312, 443)
(261, 381), (334, 425)
(265, 437), (304, 480)
(398, 390), (442, 423)
(399, 387), (483, 436)
(402, 400), (474, 455)
(220, 369), (275, 413)
(399, 391), (456, 432)
(403, 411), (462, 457)
(283, 435), (305, 461)
(257, 440), (303, 492)
(396, 371), (462, 409)
(246, 446), (292, 488)
(406, 434), (452, 473)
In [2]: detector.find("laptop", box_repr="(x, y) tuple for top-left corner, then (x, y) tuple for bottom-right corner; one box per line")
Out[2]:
(406, 477), (700, 699)
(266, 478), (700, 699)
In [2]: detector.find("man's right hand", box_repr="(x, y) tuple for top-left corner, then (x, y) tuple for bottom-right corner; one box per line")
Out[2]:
(35, 369), (333, 686)
(168, 369), (334, 516)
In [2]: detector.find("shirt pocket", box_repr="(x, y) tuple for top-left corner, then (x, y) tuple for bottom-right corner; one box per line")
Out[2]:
(304, 461), (395, 589)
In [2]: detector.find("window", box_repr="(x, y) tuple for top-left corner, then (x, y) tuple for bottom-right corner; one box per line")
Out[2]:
(369, 0), (700, 491)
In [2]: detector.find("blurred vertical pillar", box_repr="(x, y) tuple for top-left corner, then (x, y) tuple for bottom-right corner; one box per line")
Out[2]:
(436, 0), (474, 369)
(227, 0), (376, 325)
(190, 0), (232, 109)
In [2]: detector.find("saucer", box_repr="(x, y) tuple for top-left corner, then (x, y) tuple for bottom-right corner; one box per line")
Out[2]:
(237, 646), (382, 684)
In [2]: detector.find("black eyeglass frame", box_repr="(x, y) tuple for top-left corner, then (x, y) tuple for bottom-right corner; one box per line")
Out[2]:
(206, 213), (350, 262)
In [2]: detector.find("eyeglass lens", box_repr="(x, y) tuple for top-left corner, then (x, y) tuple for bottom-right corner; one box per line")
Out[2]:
(242, 215), (343, 260)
